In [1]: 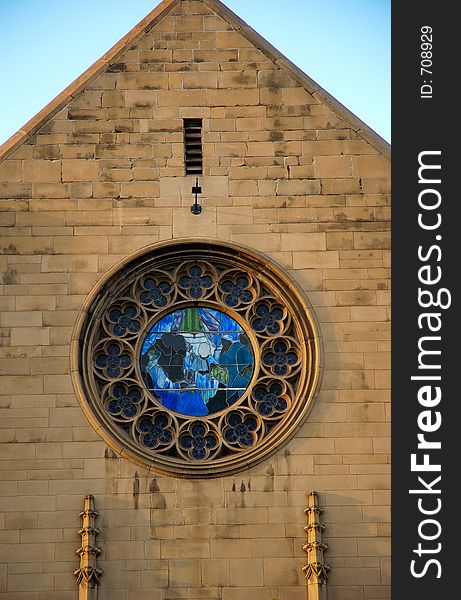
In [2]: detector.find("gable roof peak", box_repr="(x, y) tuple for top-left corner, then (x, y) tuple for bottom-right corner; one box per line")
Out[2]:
(0, 0), (389, 162)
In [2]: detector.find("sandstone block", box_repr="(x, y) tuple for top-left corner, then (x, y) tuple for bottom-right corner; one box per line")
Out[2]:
(361, 177), (391, 194)
(352, 155), (390, 177)
(208, 89), (259, 106)
(202, 559), (230, 587)
(303, 140), (341, 156)
(0, 160), (22, 181)
(175, 15), (205, 32)
(1, 311), (42, 327)
(336, 290), (377, 306)
(10, 327), (49, 347)
(358, 537), (391, 557)
(228, 180), (258, 196)
(72, 120), (113, 134)
(281, 87), (315, 104)
(125, 90), (157, 107)
(158, 90), (206, 107)
(280, 232), (326, 251)
(183, 71), (218, 89)
(346, 403), (386, 423)
(293, 251), (339, 269)
(194, 49), (239, 63)
(230, 233), (280, 252)
(246, 142), (274, 157)
(354, 232), (390, 250)
(314, 156), (352, 178)
(70, 90), (103, 109)
(62, 160), (99, 182)
(235, 117), (262, 131)
(276, 179), (321, 195)
(116, 72), (168, 90)
(222, 588), (277, 600)
(0, 182), (31, 199)
(16, 211), (66, 227)
(102, 91), (126, 108)
(326, 232), (354, 250)
(53, 236), (108, 254)
(161, 539), (210, 559)
(263, 557), (303, 586)
(219, 71), (257, 88)
(287, 165), (313, 178)
(169, 559), (201, 588)
(322, 178), (362, 194)
(22, 160), (61, 182)
(7, 573), (54, 592)
(215, 31), (253, 48)
(258, 70), (297, 88)
(120, 181), (159, 198)
(229, 558), (263, 586)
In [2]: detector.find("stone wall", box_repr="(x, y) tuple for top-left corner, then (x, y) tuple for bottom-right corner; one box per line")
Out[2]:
(0, 1), (391, 598)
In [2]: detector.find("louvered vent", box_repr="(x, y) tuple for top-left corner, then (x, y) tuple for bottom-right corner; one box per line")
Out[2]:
(184, 119), (203, 175)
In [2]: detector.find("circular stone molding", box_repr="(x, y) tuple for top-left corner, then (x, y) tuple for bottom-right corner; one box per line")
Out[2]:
(71, 240), (322, 478)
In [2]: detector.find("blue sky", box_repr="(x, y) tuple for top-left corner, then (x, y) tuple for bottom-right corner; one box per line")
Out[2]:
(0, 0), (390, 145)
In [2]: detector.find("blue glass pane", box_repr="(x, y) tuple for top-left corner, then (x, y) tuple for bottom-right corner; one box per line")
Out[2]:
(192, 448), (206, 460)
(140, 307), (255, 417)
(139, 419), (153, 433)
(240, 434), (253, 447)
(122, 405), (137, 418)
(205, 435), (218, 448)
(225, 429), (238, 442)
(161, 431), (173, 443)
(179, 435), (193, 449)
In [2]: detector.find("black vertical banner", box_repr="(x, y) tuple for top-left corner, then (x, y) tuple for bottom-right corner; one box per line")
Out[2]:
(392, 2), (458, 599)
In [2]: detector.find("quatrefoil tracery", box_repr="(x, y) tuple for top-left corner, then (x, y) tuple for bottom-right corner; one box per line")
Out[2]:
(91, 266), (304, 460)
(74, 242), (320, 477)
(91, 266), (304, 462)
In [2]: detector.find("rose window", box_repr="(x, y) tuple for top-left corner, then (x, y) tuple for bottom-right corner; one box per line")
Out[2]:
(72, 241), (321, 477)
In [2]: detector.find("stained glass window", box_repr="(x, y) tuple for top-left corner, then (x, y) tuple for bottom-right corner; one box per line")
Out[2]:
(140, 307), (254, 417)
(73, 241), (320, 477)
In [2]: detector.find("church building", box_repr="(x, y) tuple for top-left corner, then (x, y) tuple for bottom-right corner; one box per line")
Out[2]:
(0, 1), (391, 598)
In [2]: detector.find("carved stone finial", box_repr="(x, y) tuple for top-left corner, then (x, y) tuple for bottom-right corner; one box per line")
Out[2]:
(74, 495), (102, 599)
(302, 491), (329, 600)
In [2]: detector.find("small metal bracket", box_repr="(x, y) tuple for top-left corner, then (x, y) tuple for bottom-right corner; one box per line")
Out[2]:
(191, 177), (203, 215)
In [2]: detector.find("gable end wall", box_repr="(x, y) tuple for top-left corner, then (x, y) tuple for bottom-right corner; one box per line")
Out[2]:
(0, 1), (390, 598)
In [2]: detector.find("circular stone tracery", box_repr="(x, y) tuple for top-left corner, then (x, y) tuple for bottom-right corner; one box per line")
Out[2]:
(72, 240), (321, 478)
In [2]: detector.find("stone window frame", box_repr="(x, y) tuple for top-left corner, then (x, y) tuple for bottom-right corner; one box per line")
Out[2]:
(71, 240), (323, 478)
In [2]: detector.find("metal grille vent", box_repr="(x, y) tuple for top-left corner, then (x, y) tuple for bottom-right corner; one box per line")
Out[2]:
(184, 119), (203, 175)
